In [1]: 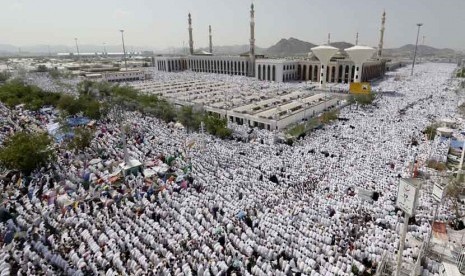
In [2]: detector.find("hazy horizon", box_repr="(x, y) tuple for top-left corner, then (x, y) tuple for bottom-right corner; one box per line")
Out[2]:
(1, 0), (464, 51)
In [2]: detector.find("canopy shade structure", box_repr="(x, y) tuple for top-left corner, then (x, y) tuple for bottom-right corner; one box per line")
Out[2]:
(311, 45), (338, 89)
(311, 45), (339, 65)
(344, 46), (376, 83)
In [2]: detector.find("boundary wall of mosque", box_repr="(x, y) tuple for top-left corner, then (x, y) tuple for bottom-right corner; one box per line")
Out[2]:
(154, 55), (387, 84)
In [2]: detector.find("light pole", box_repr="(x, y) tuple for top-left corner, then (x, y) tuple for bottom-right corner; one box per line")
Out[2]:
(411, 23), (423, 76)
(420, 36), (426, 64)
(120, 30), (128, 70)
(103, 42), (107, 57)
(74, 38), (80, 63)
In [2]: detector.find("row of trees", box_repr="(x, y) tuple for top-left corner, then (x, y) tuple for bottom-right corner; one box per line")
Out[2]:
(91, 82), (232, 138)
(1, 78), (233, 138)
(286, 109), (340, 140)
(0, 79), (233, 173)
(177, 106), (232, 138)
(0, 79), (102, 119)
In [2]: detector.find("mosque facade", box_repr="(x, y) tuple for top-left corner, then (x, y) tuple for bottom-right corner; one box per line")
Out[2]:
(154, 4), (387, 84)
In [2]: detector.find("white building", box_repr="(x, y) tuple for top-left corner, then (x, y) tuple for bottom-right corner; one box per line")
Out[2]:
(131, 78), (343, 131)
(83, 70), (149, 82)
(154, 3), (389, 84)
(255, 59), (297, 82)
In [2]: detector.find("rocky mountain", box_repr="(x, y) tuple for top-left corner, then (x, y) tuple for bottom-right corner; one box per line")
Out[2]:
(383, 44), (456, 58)
(264, 37), (316, 57)
(263, 39), (355, 57)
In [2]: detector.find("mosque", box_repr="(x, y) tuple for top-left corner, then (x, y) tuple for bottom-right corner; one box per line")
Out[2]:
(155, 4), (387, 84)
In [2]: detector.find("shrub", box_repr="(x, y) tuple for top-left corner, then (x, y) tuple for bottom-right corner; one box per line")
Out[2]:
(0, 132), (55, 174)
(426, 159), (447, 171)
(423, 123), (438, 140)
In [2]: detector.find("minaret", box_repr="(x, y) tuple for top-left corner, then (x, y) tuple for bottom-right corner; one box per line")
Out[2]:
(377, 10), (386, 58)
(209, 25), (213, 54)
(249, 3), (255, 77)
(355, 32), (359, 45)
(188, 13), (194, 55)
(327, 33), (331, 45)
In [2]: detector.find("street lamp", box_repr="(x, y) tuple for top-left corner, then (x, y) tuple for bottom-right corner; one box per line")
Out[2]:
(120, 30), (128, 70)
(74, 38), (80, 63)
(411, 23), (423, 76)
(102, 42), (107, 57)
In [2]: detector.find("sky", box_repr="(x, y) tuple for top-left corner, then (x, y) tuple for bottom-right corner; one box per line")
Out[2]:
(0, 0), (464, 50)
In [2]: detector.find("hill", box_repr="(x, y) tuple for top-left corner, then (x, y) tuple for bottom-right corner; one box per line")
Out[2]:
(264, 37), (316, 57)
(383, 44), (456, 58)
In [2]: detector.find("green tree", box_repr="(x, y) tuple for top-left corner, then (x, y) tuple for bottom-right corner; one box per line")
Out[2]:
(0, 132), (56, 174)
(178, 106), (202, 132)
(83, 99), (101, 120)
(204, 115), (231, 138)
(94, 81), (113, 98)
(424, 123), (438, 140)
(48, 69), (61, 79)
(320, 110), (339, 124)
(157, 100), (176, 122)
(67, 128), (94, 153)
(77, 80), (96, 97)
(0, 70), (11, 82)
(37, 65), (48, 72)
(0, 80), (60, 110)
(57, 94), (83, 115)
(215, 126), (233, 139)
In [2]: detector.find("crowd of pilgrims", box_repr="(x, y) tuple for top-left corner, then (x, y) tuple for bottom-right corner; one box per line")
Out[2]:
(0, 63), (462, 275)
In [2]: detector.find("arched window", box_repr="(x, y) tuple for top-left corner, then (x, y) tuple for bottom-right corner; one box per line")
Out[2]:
(272, 65), (276, 81)
(297, 65), (302, 80)
(351, 65), (355, 82)
(302, 65), (307, 81)
(338, 65), (343, 83)
(345, 65), (350, 83)
(331, 66), (336, 82)
(267, 65), (271, 81)
(258, 65), (261, 80)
